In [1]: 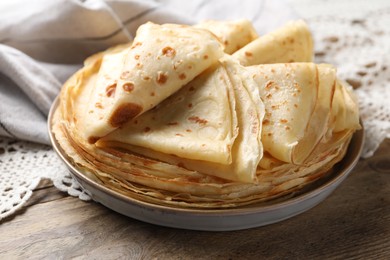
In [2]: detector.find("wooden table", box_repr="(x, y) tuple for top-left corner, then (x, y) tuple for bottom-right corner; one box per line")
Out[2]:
(1, 139), (389, 259)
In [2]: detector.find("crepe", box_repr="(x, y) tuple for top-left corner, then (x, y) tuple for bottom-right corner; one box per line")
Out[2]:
(233, 20), (313, 66)
(195, 19), (258, 54)
(247, 63), (328, 163)
(98, 62), (238, 165)
(98, 56), (264, 183)
(82, 22), (224, 142)
(52, 20), (360, 209)
(329, 80), (360, 133)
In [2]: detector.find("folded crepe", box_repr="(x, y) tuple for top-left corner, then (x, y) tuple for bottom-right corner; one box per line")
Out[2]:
(99, 61), (239, 165)
(329, 80), (360, 133)
(247, 63), (336, 164)
(82, 22), (224, 142)
(233, 20), (313, 66)
(195, 19), (258, 54)
(52, 20), (360, 209)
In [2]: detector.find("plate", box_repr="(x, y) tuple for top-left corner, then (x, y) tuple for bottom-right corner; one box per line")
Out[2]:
(48, 98), (364, 231)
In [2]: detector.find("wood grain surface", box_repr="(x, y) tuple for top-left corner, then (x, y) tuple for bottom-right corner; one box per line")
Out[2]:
(1, 139), (389, 259)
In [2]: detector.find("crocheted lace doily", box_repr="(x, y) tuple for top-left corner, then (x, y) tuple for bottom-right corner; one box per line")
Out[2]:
(0, 138), (90, 220)
(1, 0), (389, 220)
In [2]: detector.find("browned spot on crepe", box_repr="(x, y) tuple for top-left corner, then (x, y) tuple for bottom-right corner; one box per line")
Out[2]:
(156, 71), (168, 85)
(123, 82), (135, 92)
(188, 116), (208, 125)
(179, 73), (186, 80)
(109, 103), (143, 127)
(88, 136), (100, 144)
(130, 42), (142, 49)
(162, 46), (176, 58)
(106, 83), (117, 97)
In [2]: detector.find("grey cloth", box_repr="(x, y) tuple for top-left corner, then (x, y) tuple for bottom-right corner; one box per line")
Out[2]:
(0, 0), (295, 145)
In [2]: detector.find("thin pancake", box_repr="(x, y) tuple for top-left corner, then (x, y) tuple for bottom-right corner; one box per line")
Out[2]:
(195, 19), (258, 54)
(83, 22), (224, 141)
(99, 61), (239, 165)
(233, 20), (313, 66)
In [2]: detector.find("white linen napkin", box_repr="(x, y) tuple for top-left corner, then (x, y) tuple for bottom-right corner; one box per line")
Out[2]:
(0, 0), (295, 145)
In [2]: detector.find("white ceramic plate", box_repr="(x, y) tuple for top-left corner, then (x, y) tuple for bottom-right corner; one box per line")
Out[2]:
(48, 99), (364, 231)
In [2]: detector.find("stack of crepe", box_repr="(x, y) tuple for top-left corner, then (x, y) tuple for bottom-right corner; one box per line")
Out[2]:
(52, 20), (361, 208)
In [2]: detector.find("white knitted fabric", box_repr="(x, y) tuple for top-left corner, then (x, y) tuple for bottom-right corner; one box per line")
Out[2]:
(1, 0), (389, 221)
